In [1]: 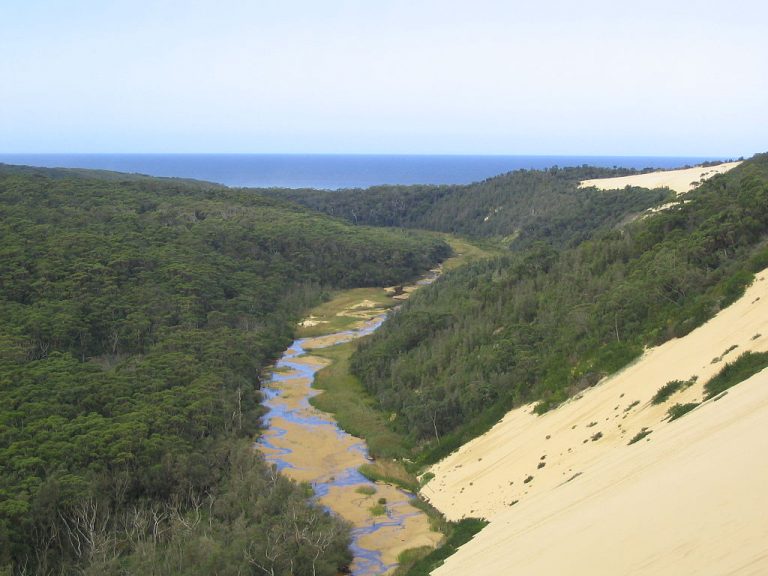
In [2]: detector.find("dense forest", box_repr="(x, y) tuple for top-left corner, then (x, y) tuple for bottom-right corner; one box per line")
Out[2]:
(265, 166), (671, 249)
(0, 165), (449, 575)
(349, 155), (768, 459)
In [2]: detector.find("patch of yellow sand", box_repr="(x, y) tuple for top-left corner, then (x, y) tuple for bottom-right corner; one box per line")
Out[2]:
(322, 484), (442, 569)
(302, 318), (385, 349)
(433, 368), (768, 576)
(298, 317), (329, 327)
(422, 269), (768, 522)
(260, 417), (365, 484)
(338, 309), (389, 321)
(265, 376), (315, 412)
(579, 161), (741, 194)
(290, 355), (330, 370)
(302, 332), (357, 349)
(359, 513), (442, 570)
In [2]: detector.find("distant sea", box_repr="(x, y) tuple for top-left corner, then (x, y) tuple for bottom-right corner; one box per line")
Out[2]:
(0, 154), (725, 190)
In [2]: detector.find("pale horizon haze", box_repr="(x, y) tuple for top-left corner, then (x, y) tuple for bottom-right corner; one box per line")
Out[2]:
(1, 0), (766, 156)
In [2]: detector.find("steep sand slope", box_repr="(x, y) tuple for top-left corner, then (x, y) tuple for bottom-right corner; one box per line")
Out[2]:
(432, 367), (768, 576)
(422, 269), (768, 521)
(580, 161), (741, 194)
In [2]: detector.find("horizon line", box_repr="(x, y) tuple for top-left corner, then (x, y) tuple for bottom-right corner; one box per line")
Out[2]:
(0, 151), (743, 159)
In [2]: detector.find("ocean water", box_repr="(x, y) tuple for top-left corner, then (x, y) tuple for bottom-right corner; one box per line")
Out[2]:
(0, 153), (725, 190)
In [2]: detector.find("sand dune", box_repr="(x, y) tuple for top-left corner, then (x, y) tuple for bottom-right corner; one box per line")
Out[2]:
(422, 268), (768, 574)
(432, 368), (768, 575)
(579, 161), (741, 194)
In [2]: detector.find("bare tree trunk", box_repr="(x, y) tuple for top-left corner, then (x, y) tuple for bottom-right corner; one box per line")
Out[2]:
(430, 410), (440, 444)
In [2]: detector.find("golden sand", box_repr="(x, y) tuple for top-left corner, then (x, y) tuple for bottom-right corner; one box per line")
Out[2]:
(422, 269), (768, 575)
(579, 161), (741, 194)
(322, 484), (442, 567)
(433, 368), (768, 575)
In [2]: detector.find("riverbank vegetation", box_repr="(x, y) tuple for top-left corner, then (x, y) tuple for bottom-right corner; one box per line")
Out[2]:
(311, 342), (412, 461)
(393, 518), (488, 576)
(0, 165), (449, 574)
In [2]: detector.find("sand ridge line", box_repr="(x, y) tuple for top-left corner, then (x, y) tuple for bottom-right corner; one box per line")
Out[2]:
(579, 161), (741, 194)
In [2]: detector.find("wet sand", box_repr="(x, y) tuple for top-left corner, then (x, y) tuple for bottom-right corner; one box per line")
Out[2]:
(322, 483), (442, 567)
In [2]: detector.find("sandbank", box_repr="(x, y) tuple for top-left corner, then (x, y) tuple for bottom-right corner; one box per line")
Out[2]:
(302, 320), (383, 349)
(259, 416), (365, 484)
(288, 354), (329, 370)
(321, 483), (442, 569)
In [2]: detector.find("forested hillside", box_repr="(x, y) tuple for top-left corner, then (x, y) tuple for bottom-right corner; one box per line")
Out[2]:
(265, 166), (670, 248)
(0, 165), (449, 575)
(350, 154), (768, 460)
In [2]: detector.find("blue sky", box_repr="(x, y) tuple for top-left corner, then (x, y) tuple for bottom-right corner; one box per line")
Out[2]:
(1, 0), (766, 155)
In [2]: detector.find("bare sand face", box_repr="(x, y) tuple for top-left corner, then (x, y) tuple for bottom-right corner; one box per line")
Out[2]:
(423, 269), (768, 575)
(423, 269), (768, 521)
(433, 368), (768, 576)
(579, 161), (741, 194)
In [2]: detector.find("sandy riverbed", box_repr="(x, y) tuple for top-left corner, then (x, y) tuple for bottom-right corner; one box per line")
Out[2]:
(258, 304), (441, 575)
(322, 483), (441, 568)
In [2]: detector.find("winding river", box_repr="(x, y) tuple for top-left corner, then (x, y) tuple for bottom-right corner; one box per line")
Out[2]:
(256, 276), (441, 575)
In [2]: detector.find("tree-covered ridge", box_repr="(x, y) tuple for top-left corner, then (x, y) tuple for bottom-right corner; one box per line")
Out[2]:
(0, 166), (449, 574)
(350, 154), (768, 458)
(264, 166), (671, 248)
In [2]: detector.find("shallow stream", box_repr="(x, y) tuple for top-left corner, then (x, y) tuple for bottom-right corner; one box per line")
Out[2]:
(256, 314), (439, 575)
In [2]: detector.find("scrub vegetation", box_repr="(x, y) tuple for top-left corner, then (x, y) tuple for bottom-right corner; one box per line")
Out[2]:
(703, 351), (768, 399)
(393, 518), (488, 576)
(651, 377), (697, 405)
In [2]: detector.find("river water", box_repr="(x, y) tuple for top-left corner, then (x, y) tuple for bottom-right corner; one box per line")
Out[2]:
(256, 313), (440, 575)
